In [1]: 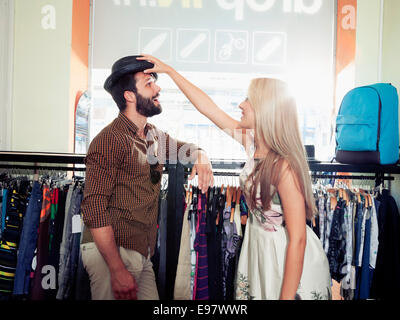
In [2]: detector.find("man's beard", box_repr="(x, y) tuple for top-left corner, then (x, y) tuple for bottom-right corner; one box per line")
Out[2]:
(136, 92), (162, 117)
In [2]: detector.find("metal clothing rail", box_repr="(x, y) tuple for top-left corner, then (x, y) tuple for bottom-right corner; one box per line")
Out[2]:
(310, 173), (394, 181)
(0, 164), (86, 172)
(1, 151), (400, 175)
(0, 151), (86, 164)
(0, 151), (86, 173)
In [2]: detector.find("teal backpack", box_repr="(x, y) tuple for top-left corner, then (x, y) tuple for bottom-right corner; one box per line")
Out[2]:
(335, 83), (399, 165)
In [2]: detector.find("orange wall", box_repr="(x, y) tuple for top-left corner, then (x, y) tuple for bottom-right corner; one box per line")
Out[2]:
(69, 0), (90, 153)
(336, 0), (357, 75)
(334, 0), (357, 113)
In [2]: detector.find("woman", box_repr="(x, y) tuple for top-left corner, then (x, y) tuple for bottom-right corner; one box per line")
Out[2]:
(137, 55), (332, 300)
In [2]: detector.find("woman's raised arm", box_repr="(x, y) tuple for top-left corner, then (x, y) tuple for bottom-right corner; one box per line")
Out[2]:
(137, 54), (246, 146)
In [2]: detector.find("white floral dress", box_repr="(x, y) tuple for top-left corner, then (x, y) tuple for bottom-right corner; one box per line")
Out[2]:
(235, 151), (332, 300)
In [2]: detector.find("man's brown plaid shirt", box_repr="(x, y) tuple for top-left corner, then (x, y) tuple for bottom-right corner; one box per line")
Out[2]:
(81, 112), (197, 257)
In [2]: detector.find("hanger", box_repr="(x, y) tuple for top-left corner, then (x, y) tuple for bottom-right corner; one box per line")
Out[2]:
(357, 188), (369, 208)
(343, 188), (349, 206)
(161, 174), (168, 191)
(185, 183), (190, 204)
(337, 181), (350, 206)
(327, 188), (337, 211)
(189, 185), (193, 205)
(226, 185), (232, 209)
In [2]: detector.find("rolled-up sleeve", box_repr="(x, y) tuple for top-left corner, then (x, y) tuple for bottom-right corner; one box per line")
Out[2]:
(81, 131), (124, 229)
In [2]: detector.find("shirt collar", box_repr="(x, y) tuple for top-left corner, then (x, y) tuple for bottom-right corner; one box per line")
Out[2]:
(118, 112), (154, 136)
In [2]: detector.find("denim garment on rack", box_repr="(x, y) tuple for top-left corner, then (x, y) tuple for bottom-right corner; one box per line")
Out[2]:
(327, 199), (347, 282)
(73, 249), (92, 300)
(355, 206), (373, 300)
(67, 226), (83, 300)
(13, 181), (42, 296)
(56, 186), (83, 300)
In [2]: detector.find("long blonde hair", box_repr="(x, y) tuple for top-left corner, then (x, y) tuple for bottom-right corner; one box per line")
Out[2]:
(245, 78), (316, 220)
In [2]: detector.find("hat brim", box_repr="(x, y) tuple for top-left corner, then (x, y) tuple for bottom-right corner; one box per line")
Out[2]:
(104, 59), (156, 93)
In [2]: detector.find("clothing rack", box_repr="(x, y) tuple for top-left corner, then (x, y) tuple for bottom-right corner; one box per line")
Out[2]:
(166, 160), (400, 300)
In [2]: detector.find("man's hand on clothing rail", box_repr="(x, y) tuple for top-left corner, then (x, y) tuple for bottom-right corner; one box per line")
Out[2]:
(188, 150), (214, 194)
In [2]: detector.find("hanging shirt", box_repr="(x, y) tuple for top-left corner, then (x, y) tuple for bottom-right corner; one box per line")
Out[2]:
(369, 197), (379, 269)
(81, 112), (198, 257)
(318, 195), (326, 248)
(357, 205), (368, 267)
(324, 197), (333, 255)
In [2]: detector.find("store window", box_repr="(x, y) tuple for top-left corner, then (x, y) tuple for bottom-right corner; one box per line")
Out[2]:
(89, 0), (336, 161)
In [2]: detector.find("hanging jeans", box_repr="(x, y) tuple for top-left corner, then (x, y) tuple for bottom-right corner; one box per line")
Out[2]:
(13, 181), (42, 296)
(355, 206), (374, 300)
(73, 249), (92, 300)
(56, 187), (83, 300)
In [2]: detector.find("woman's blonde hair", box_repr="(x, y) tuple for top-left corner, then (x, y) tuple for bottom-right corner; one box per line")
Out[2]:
(245, 78), (316, 220)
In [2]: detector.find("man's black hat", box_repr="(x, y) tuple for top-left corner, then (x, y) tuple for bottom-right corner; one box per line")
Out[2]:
(104, 55), (157, 93)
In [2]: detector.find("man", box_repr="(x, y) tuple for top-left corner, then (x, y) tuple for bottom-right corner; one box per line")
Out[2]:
(80, 55), (213, 300)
